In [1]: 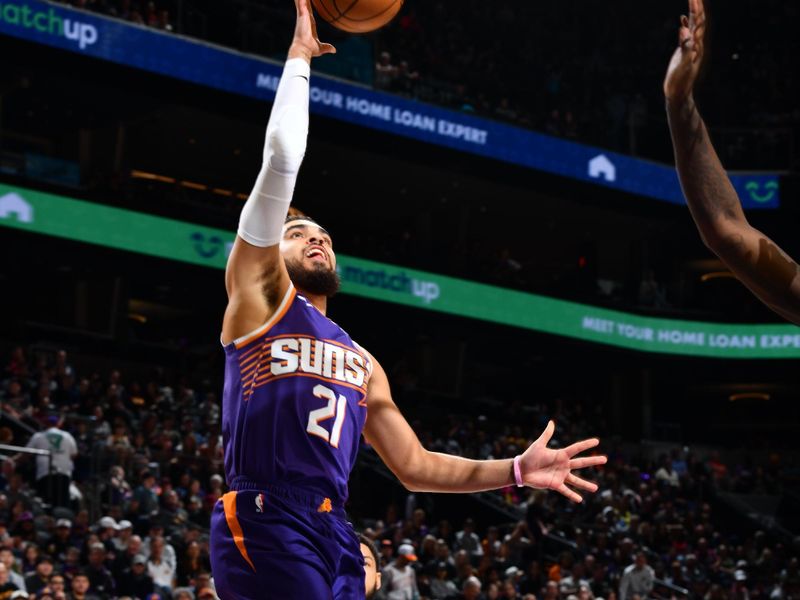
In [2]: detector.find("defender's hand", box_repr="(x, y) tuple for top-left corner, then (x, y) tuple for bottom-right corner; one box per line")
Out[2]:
(289, 0), (336, 63)
(664, 0), (706, 103)
(518, 420), (607, 503)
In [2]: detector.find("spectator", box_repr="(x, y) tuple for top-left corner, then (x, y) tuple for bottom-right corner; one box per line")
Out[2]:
(111, 534), (142, 576)
(176, 541), (208, 587)
(375, 51), (398, 90)
(69, 572), (100, 600)
(0, 563), (19, 599)
(381, 543), (419, 600)
(47, 574), (66, 599)
(0, 550), (25, 593)
(115, 555), (154, 599)
(454, 519), (483, 559)
(23, 414), (77, 508)
(619, 552), (654, 600)
(84, 544), (114, 599)
(430, 561), (458, 599)
(23, 556), (54, 596)
(133, 471), (159, 517)
(460, 575), (482, 600)
(46, 520), (74, 563)
(654, 455), (680, 487)
(94, 518), (119, 553)
(146, 536), (175, 596)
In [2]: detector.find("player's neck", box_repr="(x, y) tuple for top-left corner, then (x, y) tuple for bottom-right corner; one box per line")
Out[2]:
(299, 289), (328, 315)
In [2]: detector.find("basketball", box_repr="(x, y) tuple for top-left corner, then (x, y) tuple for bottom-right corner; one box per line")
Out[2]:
(311, 0), (404, 34)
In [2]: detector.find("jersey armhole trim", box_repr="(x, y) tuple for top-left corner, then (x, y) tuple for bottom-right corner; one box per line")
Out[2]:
(221, 284), (296, 351)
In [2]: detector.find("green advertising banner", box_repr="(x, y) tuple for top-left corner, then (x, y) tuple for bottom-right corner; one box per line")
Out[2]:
(2, 184), (799, 359)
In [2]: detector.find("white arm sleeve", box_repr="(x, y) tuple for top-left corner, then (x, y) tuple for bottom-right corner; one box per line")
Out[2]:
(237, 58), (311, 247)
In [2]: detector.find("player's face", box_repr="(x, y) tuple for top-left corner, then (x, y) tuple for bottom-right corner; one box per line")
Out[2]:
(280, 223), (337, 271)
(361, 543), (381, 599)
(281, 221), (340, 297)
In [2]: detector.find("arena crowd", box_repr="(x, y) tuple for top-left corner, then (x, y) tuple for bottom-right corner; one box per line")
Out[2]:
(1, 345), (795, 599)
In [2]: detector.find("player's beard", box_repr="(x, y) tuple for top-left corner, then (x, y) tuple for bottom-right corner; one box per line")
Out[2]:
(285, 257), (340, 297)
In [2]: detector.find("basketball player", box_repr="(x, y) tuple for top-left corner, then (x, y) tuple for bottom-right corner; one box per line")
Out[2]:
(208, 1), (607, 598)
(358, 535), (381, 599)
(664, 0), (800, 324)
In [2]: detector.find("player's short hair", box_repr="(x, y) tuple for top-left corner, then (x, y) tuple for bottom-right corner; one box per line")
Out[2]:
(284, 213), (331, 238)
(358, 534), (379, 565)
(285, 208), (317, 223)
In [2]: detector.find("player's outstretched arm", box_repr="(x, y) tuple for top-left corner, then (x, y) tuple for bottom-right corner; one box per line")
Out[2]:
(222, 0), (335, 344)
(363, 357), (607, 503)
(664, 0), (800, 324)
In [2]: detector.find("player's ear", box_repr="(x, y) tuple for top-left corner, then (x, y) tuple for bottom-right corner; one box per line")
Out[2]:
(375, 572), (381, 590)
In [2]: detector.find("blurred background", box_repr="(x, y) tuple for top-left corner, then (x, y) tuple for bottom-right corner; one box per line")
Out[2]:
(1, 1), (799, 599)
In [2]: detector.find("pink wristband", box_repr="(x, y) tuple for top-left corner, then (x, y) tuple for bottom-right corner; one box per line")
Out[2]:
(513, 455), (524, 488)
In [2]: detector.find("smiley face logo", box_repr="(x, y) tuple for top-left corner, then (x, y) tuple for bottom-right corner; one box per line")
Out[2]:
(745, 180), (779, 204)
(191, 232), (224, 258)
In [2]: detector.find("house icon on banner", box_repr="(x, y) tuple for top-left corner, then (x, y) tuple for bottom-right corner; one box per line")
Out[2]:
(588, 154), (617, 182)
(0, 192), (34, 223)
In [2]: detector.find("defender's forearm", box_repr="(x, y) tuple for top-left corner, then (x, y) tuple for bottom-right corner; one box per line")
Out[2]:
(666, 96), (747, 244)
(404, 450), (514, 493)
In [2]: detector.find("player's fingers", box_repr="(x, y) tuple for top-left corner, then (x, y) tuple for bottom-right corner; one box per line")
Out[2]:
(320, 43), (337, 55)
(678, 17), (691, 48)
(564, 437), (599, 457)
(567, 473), (598, 492)
(569, 455), (607, 470)
(557, 484), (583, 503)
(535, 420), (555, 447)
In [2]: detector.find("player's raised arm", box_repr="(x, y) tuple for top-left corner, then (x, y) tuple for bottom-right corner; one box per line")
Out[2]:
(363, 356), (607, 503)
(664, 0), (800, 324)
(222, 0), (335, 344)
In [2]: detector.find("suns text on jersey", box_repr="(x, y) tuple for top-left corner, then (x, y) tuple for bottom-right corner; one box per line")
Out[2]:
(269, 336), (369, 388)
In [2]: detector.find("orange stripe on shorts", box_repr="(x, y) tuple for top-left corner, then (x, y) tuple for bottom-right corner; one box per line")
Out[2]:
(222, 491), (256, 572)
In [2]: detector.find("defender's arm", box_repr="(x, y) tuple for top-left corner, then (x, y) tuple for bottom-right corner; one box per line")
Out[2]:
(664, 0), (800, 324)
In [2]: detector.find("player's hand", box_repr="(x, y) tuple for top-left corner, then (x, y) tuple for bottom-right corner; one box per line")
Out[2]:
(664, 0), (706, 103)
(289, 0), (335, 63)
(517, 420), (607, 503)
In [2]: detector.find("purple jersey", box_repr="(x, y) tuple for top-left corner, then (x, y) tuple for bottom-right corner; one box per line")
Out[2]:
(221, 285), (371, 504)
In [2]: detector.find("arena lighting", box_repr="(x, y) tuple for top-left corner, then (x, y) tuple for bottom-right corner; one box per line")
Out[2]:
(130, 169), (175, 184)
(700, 271), (736, 282)
(180, 180), (206, 191)
(130, 169), (248, 200)
(728, 392), (771, 402)
(127, 313), (147, 324)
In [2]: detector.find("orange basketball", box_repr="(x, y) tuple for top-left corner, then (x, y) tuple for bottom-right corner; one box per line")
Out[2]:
(311, 0), (404, 33)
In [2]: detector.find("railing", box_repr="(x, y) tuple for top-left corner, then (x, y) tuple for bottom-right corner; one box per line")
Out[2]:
(0, 443), (54, 503)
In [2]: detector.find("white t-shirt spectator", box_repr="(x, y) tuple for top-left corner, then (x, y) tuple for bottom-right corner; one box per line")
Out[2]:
(430, 577), (458, 599)
(619, 562), (655, 600)
(26, 427), (77, 480)
(655, 466), (680, 487)
(147, 556), (176, 590)
(382, 561), (418, 600)
(454, 530), (483, 557)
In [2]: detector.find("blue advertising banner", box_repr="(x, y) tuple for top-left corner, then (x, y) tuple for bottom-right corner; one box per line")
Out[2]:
(0, 0), (781, 209)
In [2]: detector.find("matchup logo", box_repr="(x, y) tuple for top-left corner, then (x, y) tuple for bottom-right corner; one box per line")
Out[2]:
(0, 2), (99, 49)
